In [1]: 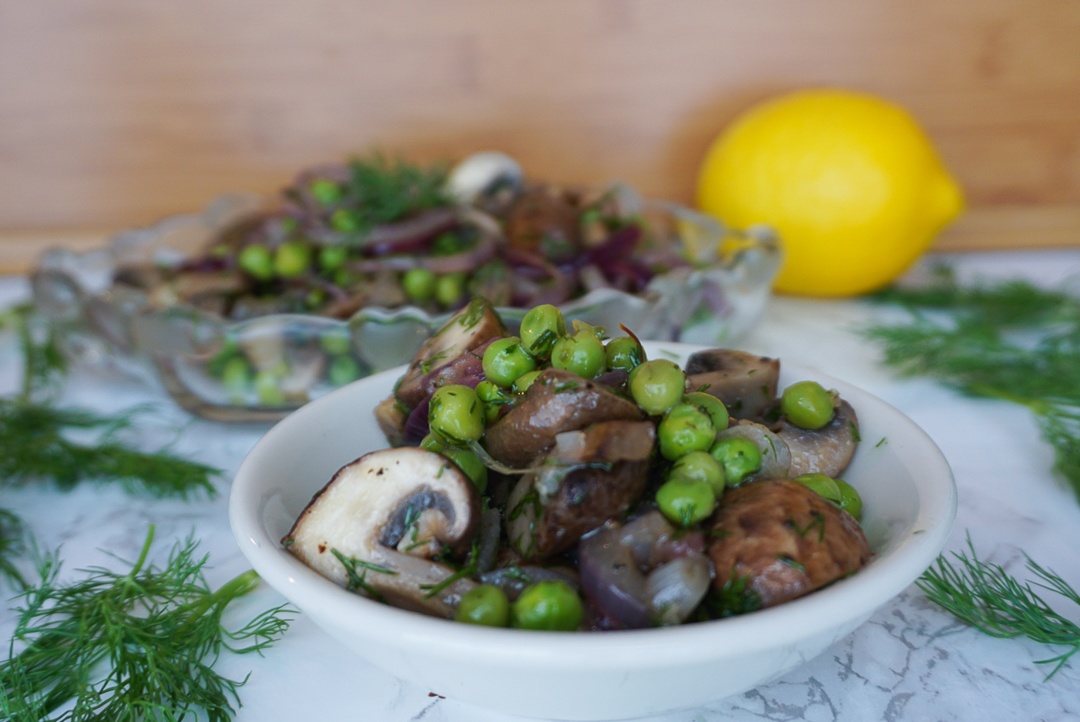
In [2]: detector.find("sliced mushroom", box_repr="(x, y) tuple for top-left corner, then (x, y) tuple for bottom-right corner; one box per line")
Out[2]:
(504, 420), (655, 561)
(393, 296), (508, 409)
(374, 396), (409, 447)
(684, 349), (780, 420)
(484, 368), (645, 468)
(282, 447), (480, 618)
(707, 478), (870, 610)
(775, 398), (860, 478)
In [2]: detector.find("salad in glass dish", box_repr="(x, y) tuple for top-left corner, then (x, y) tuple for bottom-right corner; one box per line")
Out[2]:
(31, 151), (780, 421)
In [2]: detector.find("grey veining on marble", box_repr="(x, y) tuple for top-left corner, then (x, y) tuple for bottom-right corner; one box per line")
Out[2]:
(1, 250), (1078, 722)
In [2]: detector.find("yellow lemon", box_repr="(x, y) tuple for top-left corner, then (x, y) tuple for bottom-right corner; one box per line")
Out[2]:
(696, 88), (965, 297)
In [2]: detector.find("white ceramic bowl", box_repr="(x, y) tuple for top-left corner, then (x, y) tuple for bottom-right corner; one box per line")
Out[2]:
(229, 341), (956, 721)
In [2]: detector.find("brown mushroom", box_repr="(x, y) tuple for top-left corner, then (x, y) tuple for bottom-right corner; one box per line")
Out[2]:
(684, 349), (780, 420)
(393, 296), (508, 409)
(504, 420), (656, 561)
(775, 399), (860, 479)
(707, 478), (870, 611)
(484, 369), (644, 468)
(282, 447), (480, 618)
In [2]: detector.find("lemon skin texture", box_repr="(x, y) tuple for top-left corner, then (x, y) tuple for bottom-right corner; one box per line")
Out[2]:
(696, 89), (965, 297)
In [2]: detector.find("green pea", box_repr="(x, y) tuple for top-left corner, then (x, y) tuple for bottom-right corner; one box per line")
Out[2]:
(656, 477), (716, 528)
(401, 267), (438, 303)
(455, 585), (510, 627)
(318, 245), (349, 273)
(420, 434), (488, 493)
(684, 391), (730, 433)
(482, 337), (537, 388)
(428, 384), (484, 443)
(328, 355), (362, 387)
(434, 272), (468, 308)
(628, 359), (686, 416)
(668, 450), (725, 495)
(511, 580), (584, 631)
(604, 335), (646, 372)
(657, 402), (716, 460)
(793, 473), (863, 520)
(551, 330), (605, 379)
(709, 436), (761, 485)
(319, 329), (352, 356)
(254, 370), (286, 405)
(475, 380), (512, 423)
(330, 208), (362, 233)
(781, 380), (835, 430)
(793, 472), (841, 501)
(221, 356), (252, 402)
(310, 178), (342, 206)
(237, 244), (274, 281)
(519, 304), (565, 359)
(513, 369), (542, 393)
(834, 478), (863, 520)
(274, 241), (312, 278)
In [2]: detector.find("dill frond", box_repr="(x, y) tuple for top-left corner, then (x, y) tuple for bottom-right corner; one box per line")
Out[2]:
(918, 534), (1080, 679)
(863, 267), (1080, 501)
(0, 526), (294, 721)
(0, 399), (218, 499)
(0, 507), (26, 589)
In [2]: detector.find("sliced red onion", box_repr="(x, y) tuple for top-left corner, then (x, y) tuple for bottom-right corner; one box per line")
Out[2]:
(577, 511), (711, 629)
(402, 397), (431, 445)
(644, 555), (713, 626)
(363, 207), (459, 256)
(350, 229), (498, 274)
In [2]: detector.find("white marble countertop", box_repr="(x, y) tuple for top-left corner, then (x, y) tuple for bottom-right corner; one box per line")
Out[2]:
(2, 248), (1079, 721)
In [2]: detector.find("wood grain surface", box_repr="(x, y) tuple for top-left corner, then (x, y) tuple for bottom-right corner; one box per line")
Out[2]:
(2, 0), (1078, 270)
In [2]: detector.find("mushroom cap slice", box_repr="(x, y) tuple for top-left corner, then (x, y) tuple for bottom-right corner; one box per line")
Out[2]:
(484, 368), (644, 468)
(775, 399), (860, 479)
(707, 478), (870, 610)
(282, 447), (480, 618)
(684, 349), (779, 420)
(505, 420), (656, 561)
(394, 297), (508, 409)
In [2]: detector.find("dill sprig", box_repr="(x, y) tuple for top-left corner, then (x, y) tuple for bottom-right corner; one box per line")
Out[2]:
(342, 152), (451, 228)
(918, 534), (1080, 679)
(863, 266), (1080, 500)
(0, 525), (294, 721)
(0, 508), (26, 589)
(0, 305), (219, 499)
(0, 400), (217, 499)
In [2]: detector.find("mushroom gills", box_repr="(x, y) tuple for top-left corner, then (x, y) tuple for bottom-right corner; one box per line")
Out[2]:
(283, 447), (480, 618)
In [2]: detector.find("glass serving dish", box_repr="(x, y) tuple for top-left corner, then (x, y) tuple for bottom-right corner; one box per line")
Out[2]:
(31, 168), (780, 422)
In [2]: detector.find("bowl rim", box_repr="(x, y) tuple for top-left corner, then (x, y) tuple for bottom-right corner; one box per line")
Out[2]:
(229, 341), (956, 666)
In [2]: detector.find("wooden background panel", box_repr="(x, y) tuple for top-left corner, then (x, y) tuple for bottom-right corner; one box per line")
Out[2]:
(1, 0), (1078, 270)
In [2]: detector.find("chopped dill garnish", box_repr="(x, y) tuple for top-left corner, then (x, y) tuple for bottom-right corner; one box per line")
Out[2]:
(862, 265), (1080, 501)
(918, 533), (1080, 679)
(0, 526), (294, 721)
